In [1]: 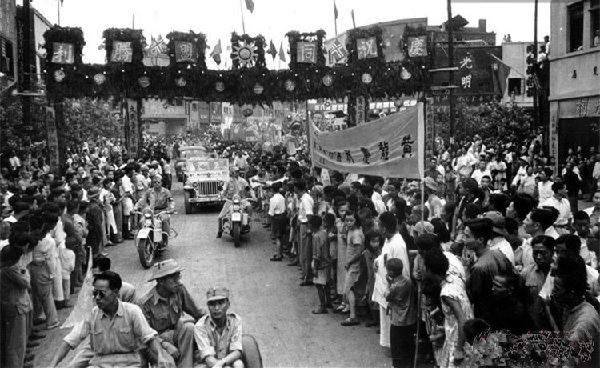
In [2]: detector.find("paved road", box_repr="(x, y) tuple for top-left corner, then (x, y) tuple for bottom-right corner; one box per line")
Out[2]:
(36, 181), (393, 367)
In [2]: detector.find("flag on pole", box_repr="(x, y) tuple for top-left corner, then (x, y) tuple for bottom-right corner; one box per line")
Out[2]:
(211, 39), (222, 65)
(491, 54), (511, 96)
(351, 9), (356, 28)
(245, 0), (254, 13)
(334, 1), (338, 19)
(278, 43), (287, 63)
(268, 40), (277, 59)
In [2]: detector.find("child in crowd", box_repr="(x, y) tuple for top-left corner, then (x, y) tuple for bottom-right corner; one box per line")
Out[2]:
(334, 201), (349, 313)
(310, 215), (332, 314)
(61, 236), (76, 306)
(323, 213), (339, 303)
(363, 232), (382, 328)
(341, 210), (364, 326)
(386, 257), (418, 368)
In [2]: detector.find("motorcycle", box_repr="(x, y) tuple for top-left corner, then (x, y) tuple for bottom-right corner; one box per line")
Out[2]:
(222, 194), (252, 247)
(133, 209), (176, 268)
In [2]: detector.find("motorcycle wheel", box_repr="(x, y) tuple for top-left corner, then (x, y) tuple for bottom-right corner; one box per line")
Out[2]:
(233, 222), (241, 248)
(184, 191), (193, 214)
(138, 237), (155, 268)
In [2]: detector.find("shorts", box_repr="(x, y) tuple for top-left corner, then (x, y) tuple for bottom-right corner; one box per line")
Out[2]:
(343, 269), (360, 295)
(272, 214), (287, 240)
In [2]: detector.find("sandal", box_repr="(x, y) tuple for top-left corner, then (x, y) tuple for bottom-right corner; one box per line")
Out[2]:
(333, 305), (346, 314)
(269, 255), (283, 262)
(312, 308), (328, 314)
(341, 317), (359, 326)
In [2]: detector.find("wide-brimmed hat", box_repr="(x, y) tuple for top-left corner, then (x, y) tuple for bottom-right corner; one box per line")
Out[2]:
(483, 211), (508, 237)
(206, 286), (230, 302)
(147, 259), (185, 282)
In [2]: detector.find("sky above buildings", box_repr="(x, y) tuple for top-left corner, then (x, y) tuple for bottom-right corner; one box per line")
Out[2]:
(24, 0), (550, 69)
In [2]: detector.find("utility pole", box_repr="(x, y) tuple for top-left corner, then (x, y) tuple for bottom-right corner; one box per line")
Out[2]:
(447, 0), (455, 147)
(22, 0), (32, 139)
(533, 0), (539, 134)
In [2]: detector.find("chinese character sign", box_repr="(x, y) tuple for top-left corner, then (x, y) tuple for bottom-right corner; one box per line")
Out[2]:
(406, 36), (427, 58)
(51, 42), (74, 64)
(175, 41), (197, 62)
(310, 104), (425, 179)
(110, 41), (133, 63)
(356, 37), (378, 59)
(297, 42), (317, 64)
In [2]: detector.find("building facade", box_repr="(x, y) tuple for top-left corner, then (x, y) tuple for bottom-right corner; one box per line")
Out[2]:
(549, 0), (600, 165)
(0, 0), (17, 93)
(500, 42), (536, 108)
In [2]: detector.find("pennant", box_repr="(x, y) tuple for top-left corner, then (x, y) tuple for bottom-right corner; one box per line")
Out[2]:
(491, 55), (512, 96)
(329, 39), (347, 62)
(245, 0), (254, 13)
(279, 43), (287, 63)
(334, 2), (338, 19)
(268, 40), (277, 59)
(210, 39), (222, 65)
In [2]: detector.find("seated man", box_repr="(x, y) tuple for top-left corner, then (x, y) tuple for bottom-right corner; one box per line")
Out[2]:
(217, 168), (255, 238)
(50, 271), (174, 368)
(139, 259), (205, 368)
(136, 174), (174, 244)
(194, 287), (244, 368)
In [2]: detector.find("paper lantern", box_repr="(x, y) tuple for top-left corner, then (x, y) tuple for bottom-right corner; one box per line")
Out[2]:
(175, 77), (187, 87)
(253, 83), (264, 95)
(242, 108), (254, 117)
(322, 74), (333, 87)
(138, 76), (150, 88)
(93, 73), (106, 85)
(54, 70), (66, 82)
(361, 73), (373, 84)
(215, 81), (225, 92)
(400, 67), (412, 80)
(284, 79), (296, 92)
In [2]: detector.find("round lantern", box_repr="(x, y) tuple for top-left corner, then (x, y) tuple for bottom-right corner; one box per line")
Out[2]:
(215, 81), (225, 92)
(253, 83), (264, 95)
(322, 74), (333, 87)
(361, 73), (373, 84)
(138, 76), (150, 88)
(284, 79), (296, 92)
(54, 70), (66, 82)
(400, 67), (412, 80)
(93, 73), (106, 85)
(175, 77), (187, 87)
(242, 108), (254, 117)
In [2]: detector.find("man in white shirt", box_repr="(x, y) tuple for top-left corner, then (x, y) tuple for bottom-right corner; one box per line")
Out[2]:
(483, 211), (515, 265)
(536, 168), (554, 204)
(455, 147), (477, 175)
(472, 161), (491, 185)
(296, 180), (314, 286)
(540, 181), (572, 235)
(268, 182), (287, 262)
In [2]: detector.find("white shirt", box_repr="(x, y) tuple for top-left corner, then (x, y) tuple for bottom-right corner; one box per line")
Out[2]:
(297, 193), (314, 223)
(489, 237), (515, 265)
(540, 197), (572, 227)
(472, 169), (491, 185)
(537, 181), (554, 203)
(268, 193), (286, 216)
(121, 175), (134, 195)
(372, 233), (410, 308)
(371, 192), (386, 216)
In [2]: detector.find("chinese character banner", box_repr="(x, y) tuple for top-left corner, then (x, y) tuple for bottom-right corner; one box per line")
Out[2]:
(51, 42), (75, 64)
(110, 41), (133, 63)
(310, 104), (424, 179)
(297, 42), (317, 63)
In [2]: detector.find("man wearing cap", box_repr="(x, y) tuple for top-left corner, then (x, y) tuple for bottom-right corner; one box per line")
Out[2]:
(136, 174), (174, 245)
(139, 259), (205, 368)
(217, 167), (254, 238)
(194, 287), (244, 368)
(483, 211), (515, 265)
(50, 271), (174, 368)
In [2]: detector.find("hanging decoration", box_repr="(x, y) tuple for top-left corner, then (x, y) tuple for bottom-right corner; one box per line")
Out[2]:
(166, 31), (207, 69)
(286, 30), (326, 70)
(253, 83), (264, 95)
(110, 41), (133, 63)
(284, 79), (296, 91)
(94, 73), (106, 85)
(322, 74), (333, 87)
(346, 26), (385, 67)
(138, 75), (150, 88)
(215, 81), (225, 92)
(400, 67), (412, 80)
(297, 42), (318, 64)
(175, 77), (187, 87)
(356, 37), (378, 60)
(230, 33), (266, 69)
(51, 43), (75, 64)
(54, 70), (66, 82)
(102, 28), (145, 65)
(361, 73), (373, 84)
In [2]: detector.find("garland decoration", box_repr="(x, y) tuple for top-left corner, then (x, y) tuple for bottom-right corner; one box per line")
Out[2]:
(102, 28), (145, 65)
(230, 33), (266, 69)
(43, 27), (85, 98)
(166, 31), (207, 70)
(286, 30), (326, 70)
(346, 26), (385, 68)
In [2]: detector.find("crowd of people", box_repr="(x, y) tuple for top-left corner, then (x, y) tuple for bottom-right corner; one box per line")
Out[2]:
(2, 128), (600, 367)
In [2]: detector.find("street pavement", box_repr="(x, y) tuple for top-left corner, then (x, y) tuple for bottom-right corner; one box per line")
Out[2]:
(35, 181), (394, 367)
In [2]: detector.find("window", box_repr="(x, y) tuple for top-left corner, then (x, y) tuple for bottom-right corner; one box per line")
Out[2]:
(591, 0), (600, 47)
(508, 78), (522, 95)
(0, 37), (15, 78)
(568, 2), (584, 52)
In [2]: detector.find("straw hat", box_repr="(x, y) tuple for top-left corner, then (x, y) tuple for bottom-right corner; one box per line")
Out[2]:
(147, 259), (185, 282)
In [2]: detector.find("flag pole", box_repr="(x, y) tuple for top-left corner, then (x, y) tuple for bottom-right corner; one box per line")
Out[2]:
(334, 1), (338, 36)
(57, 0), (61, 26)
(239, 0), (247, 34)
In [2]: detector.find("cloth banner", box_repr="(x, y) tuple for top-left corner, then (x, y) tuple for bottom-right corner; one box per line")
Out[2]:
(45, 107), (60, 170)
(110, 41), (133, 63)
(297, 42), (317, 63)
(175, 41), (197, 62)
(310, 104), (424, 179)
(51, 42), (74, 64)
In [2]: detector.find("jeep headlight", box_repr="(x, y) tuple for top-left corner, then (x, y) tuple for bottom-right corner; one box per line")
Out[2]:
(193, 182), (199, 188)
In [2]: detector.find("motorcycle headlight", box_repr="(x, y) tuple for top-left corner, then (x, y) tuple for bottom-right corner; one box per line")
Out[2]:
(232, 205), (241, 211)
(144, 213), (152, 218)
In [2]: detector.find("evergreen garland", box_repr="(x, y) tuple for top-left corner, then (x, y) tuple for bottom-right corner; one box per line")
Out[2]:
(166, 31), (207, 70)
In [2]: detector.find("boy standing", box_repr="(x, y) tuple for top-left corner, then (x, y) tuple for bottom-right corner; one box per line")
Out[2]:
(386, 258), (417, 368)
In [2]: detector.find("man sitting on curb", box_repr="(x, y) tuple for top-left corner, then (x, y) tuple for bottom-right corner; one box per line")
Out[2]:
(194, 287), (244, 368)
(139, 259), (205, 368)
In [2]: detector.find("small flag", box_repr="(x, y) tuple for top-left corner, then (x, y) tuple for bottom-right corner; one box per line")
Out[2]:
(268, 40), (277, 59)
(334, 2), (338, 19)
(329, 39), (347, 62)
(210, 39), (222, 65)
(245, 0), (254, 13)
(491, 55), (511, 96)
(278, 43), (287, 63)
